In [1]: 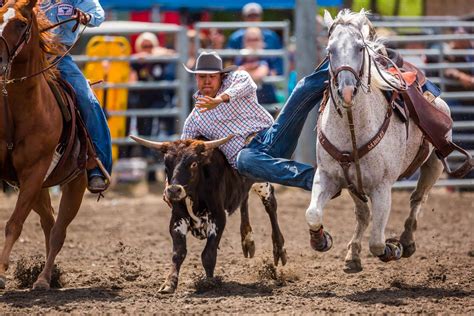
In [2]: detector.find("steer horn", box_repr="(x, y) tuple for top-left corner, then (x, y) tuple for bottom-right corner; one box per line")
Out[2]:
(203, 135), (235, 149)
(130, 135), (169, 152)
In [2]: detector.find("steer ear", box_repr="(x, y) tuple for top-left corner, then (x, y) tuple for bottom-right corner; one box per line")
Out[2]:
(130, 135), (169, 153)
(203, 135), (234, 149)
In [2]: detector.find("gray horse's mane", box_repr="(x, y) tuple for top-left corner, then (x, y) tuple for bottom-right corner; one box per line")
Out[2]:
(331, 9), (405, 91)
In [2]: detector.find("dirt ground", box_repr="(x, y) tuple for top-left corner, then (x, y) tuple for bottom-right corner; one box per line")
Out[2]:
(0, 184), (472, 314)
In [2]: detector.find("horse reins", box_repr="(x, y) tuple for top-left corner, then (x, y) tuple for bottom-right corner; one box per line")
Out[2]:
(0, 17), (34, 156)
(0, 13), (85, 88)
(323, 22), (403, 203)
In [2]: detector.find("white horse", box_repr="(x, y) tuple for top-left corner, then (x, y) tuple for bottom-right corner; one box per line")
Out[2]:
(305, 9), (449, 272)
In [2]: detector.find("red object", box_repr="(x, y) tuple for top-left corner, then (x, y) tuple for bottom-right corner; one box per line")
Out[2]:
(388, 67), (417, 86)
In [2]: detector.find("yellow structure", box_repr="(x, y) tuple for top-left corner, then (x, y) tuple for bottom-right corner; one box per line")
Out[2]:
(84, 36), (131, 161)
(351, 0), (424, 16)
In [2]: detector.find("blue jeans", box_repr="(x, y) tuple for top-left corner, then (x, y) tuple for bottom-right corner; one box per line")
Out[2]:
(58, 55), (112, 178)
(236, 60), (329, 191)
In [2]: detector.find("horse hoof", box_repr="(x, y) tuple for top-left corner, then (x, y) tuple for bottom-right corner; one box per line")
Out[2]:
(158, 283), (176, 294)
(242, 236), (256, 259)
(344, 259), (363, 273)
(378, 238), (403, 262)
(273, 247), (288, 266)
(309, 228), (333, 252)
(32, 279), (50, 291)
(0, 275), (6, 289)
(402, 242), (416, 258)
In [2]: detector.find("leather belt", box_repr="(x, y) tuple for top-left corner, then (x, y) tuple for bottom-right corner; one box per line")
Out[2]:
(244, 132), (258, 145)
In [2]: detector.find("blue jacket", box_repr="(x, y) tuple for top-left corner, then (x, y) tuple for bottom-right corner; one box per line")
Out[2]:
(227, 28), (283, 75)
(40, 0), (104, 46)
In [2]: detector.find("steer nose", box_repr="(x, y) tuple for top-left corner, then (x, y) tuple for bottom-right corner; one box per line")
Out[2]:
(165, 185), (185, 201)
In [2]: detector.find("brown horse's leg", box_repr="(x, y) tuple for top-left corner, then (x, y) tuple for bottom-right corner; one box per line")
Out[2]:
(32, 189), (56, 257)
(0, 167), (48, 289)
(33, 172), (86, 290)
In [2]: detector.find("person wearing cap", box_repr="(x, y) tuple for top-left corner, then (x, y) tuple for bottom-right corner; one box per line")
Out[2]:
(182, 51), (329, 190)
(227, 2), (283, 75)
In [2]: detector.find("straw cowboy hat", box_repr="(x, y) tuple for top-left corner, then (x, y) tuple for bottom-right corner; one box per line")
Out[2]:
(183, 51), (237, 74)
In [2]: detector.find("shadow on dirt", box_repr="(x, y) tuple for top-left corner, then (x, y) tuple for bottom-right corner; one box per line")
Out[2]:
(0, 287), (123, 309)
(191, 279), (274, 298)
(344, 281), (473, 306)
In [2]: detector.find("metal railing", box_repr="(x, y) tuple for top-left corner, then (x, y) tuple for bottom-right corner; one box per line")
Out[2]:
(77, 21), (189, 145)
(379, 19), (474, 187)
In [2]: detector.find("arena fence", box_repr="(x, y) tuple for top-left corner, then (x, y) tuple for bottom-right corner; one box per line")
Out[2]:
(71, 19), (473, 188)
(76, 21), (189, 145)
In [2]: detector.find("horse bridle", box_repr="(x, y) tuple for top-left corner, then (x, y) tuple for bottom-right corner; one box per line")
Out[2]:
(0, 17), (33, 84)
(325, 22), (375, 202)
(327, 22), (374, 111)
(0, 14), (83, 91)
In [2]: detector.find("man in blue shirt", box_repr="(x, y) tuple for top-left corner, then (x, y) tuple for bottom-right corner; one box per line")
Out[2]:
(40, 0), (112, 193)
(227, 2), (283, 75)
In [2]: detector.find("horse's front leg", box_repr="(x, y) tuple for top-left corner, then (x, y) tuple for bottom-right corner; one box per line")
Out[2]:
(33, 172), (86, 290)
(305, 169), (340, 252)
(370, 184), (403, 262)
(159, 215), (188, 294)
(0, 160), (50, 289)
(344, 192), (370, 273)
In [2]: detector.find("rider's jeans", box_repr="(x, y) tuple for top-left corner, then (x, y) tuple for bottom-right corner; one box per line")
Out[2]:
(58, 55), (112, 178)
(236, 60), (329, 191)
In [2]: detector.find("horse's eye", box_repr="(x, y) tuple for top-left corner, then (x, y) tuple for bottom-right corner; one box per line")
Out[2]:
(190, 161), (198, 169)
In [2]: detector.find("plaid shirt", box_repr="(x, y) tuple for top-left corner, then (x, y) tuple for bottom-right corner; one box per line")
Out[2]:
(182, 70), (274, 168)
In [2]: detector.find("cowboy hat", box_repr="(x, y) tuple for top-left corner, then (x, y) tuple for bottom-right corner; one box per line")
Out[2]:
(183, 51), (237, 74)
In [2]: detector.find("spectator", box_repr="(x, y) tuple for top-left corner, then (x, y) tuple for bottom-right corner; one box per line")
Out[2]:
(186, 29), (208, 70)
(208, 28), (226, 50)
(127, 32), (176, 180)
(227, 2), (283, 75)
(444, 27), (474, 104)
(443, 27), (474, 181)
(235, 27), (277, 104)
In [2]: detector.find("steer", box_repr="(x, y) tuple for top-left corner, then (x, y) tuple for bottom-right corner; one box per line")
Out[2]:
(131, 135), (287, 293)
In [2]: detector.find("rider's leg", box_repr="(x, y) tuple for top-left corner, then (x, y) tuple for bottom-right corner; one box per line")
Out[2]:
(259, 59), (329, 159)
(236, 140), (315, 191)
(57, 55), (112, 189)
(235, 60), (329, 189)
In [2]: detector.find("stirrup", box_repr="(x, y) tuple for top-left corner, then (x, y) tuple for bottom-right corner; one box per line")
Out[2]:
(437, 143), (473, 178)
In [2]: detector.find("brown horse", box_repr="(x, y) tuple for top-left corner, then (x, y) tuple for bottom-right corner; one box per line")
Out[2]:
(0, 0), (87, 290)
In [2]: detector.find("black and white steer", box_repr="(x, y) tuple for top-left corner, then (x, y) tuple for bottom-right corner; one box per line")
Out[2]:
(131, 135), (287, 293)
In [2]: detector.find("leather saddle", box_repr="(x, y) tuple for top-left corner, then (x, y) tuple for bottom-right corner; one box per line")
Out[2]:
(4, 76), (99, 188)
(397, 61), (473, 178)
